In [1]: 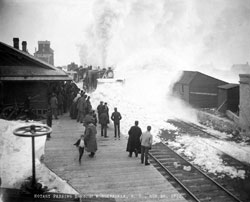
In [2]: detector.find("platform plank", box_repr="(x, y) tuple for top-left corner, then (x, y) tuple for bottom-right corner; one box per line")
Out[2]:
(44, 114), (187, 202)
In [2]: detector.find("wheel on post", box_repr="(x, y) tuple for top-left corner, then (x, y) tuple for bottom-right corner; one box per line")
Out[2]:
(13, 124), (52, 137)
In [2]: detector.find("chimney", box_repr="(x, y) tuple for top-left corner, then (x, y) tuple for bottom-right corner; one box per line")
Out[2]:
(13, 38), (19, 49)
(22, 41), (27, 52)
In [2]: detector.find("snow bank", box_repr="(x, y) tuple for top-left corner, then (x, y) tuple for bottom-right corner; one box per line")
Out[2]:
(202, 138), (250, 165)
(168, 135), (247, 179)
(0, 119), (78, 194)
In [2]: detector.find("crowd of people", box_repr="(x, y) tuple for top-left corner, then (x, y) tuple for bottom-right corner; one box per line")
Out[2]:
(46, 81), (153, 166)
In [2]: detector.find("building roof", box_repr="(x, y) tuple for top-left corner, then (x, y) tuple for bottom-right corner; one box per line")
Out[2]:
(177, 71), (198, 84)
(218, 83), (239, 89)
(0, 41), (71, 81)
(177, 71), (227, 85)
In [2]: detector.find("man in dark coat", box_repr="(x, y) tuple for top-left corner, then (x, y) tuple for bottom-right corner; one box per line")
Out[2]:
(84, 122), (97, 157)
(77, 93), (86, 123)
(99, 110), (109, 137)
(97, 101), (105, 124)
(92, 110), (98, 126)
(111, 107), (122, 139)
(126, 121), (142, 157)
(104, 102), (110, 124)
(50, 93), (58, 119)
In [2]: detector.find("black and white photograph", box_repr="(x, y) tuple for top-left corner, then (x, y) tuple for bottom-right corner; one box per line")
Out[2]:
(0, 0), (250, 201)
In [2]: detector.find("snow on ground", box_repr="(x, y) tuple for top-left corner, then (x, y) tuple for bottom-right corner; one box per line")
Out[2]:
(168, 134), (247, 179)
(202, 138), (250, 165)
(0, 119), (78, 194)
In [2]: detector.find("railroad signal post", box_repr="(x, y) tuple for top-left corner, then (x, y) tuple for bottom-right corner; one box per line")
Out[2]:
(13, 124), (52, 193)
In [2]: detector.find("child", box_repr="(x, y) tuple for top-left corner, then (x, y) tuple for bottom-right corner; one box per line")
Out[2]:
(74, 135), (85, 164)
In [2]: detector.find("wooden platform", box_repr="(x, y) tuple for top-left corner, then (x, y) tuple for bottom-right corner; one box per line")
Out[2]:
(44, 114), (187, 202)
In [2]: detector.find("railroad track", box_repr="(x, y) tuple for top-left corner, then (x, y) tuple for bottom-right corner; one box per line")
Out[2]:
(167, 119), (250, 167)
(149, 142), (243, 202)
(167, 119), (226, 140)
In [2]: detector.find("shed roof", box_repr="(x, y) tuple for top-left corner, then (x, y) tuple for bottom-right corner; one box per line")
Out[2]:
(177, 71), (227, 85)
(177, 71), (198, 84)
(218, 83), (239, 89)
(0, 41), (71, 81)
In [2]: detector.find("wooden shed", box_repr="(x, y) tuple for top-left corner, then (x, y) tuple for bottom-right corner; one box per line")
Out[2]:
(217, 84), (239, 113)
(173, 71), (228, 108)
(0, 40), (71, 118)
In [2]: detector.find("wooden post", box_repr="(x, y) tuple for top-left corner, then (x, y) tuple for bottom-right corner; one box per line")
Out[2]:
(31, 136), (36, 189)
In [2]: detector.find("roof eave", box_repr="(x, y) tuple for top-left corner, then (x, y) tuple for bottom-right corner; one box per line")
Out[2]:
(0, 76), (72, 81)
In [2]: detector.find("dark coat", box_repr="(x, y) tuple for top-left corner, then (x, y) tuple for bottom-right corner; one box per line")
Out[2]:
(84, 123), (97, 153)
(84, 114), (94, 126)
(99, 112), (109, 125)
(126, 125), (142, 152)
(111, 111), (122, 124)
(97, 104), (105, 115)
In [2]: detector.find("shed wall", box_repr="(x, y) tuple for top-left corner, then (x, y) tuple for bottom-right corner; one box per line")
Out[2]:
(2, 81), (49, 114)
(173, 83), (189, 102)
(239, 75), (250, 137)
(189, 74), (227, 108)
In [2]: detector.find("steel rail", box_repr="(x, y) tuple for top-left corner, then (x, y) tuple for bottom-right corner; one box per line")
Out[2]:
(176, 119), (220, 139)
(152, 142), (243, 202)
(148, 152), (201, 202)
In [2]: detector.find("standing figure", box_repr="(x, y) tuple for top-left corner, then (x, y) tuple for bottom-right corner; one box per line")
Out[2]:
(99, 110), (109, 137)
(57, 92), (64, 115)
(71, 91), (81, 119)
(74, 135), (85, 164)
(111, 107), (122, 139)
(84, 122), (98, 158)
(126, 121), (142, 157)
(97, 101), (104, 124)
(83, 111), (94, 127)
(104, 102), (110, 124)
(77, 93), (86, 123)
(92, 110), (98, 126)
(46, 107), (52, 139)
(140, 126), (153, 166)
(50, 93), (58, 119)
(86, 96), (92, 114)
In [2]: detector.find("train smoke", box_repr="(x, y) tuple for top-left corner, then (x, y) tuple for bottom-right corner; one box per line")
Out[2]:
(79, 0), (250, 74)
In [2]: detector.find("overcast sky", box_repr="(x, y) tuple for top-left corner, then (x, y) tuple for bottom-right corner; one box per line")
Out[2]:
(0, 0), (250, 69)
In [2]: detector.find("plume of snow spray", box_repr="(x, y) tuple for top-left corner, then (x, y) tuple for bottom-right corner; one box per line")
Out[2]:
(80, 0), (250, 139)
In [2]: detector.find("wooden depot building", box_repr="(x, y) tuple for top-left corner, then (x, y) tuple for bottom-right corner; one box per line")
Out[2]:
(0, 38), (71, 118)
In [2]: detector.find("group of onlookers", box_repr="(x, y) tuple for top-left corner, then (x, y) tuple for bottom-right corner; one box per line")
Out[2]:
(96, 101), (122, 139)
(47, 83), (153, 166)
(74, 99), (123, 164)
(74, 101), (152, 166)
(46, 82), (79, 139)
(126, 121), (153, 166)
